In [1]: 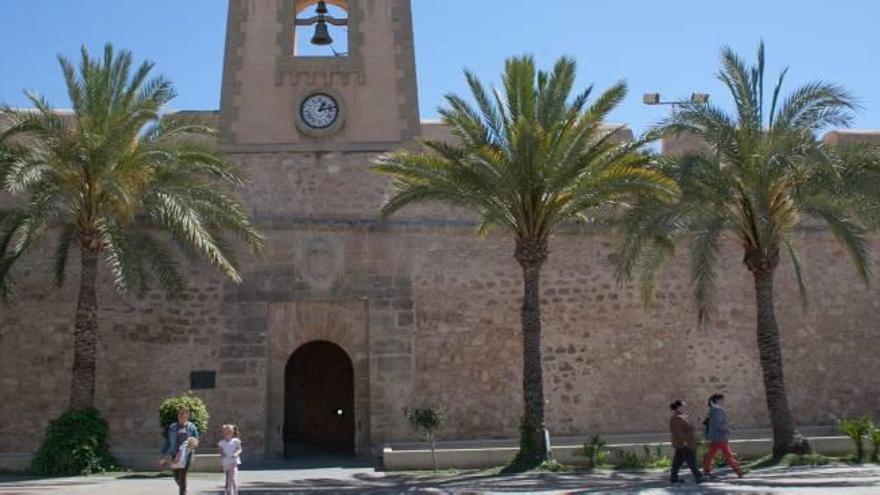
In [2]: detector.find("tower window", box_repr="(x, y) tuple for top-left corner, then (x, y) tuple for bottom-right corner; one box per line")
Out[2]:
(295, 1), (349, 57)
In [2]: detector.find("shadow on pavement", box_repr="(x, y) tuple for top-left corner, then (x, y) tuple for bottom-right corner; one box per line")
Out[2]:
(200, 471), (688, 494)
(198, 466), (880, 495)
(117, 472), (173, 479)
(242, 455), (377, 471)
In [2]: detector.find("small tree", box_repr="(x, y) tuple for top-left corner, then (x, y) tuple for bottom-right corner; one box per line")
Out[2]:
(405, 407), (445, 471)
(580, 434), (607, 469)
(838, 416), (872, 462)
(159, 392), (210, 437)
(869, 422), (880, 464)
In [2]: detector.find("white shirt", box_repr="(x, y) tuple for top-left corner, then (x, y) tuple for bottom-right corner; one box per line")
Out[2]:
(218, 438), (242, 470)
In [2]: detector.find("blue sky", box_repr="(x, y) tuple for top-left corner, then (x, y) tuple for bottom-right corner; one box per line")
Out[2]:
(1, 1), (878, 135)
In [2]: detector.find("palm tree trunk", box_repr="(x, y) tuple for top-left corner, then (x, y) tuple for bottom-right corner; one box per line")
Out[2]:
(752, 267), (798, 457)
(513, 237), (548, 468)
(69, 248), (99, 409)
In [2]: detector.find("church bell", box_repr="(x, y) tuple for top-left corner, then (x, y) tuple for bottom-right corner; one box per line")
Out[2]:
(310, 1), (334, 46)
(311, 23), (333, 46)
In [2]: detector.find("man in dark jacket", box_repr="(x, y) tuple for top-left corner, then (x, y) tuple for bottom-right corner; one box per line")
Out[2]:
(669, 400), (703, 484)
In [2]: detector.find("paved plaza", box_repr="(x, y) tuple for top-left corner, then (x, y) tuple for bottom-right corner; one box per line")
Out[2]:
(1, 464), (879, 494)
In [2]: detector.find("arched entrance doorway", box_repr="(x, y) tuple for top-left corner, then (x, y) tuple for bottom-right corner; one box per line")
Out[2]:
(284, 341), (355, 457)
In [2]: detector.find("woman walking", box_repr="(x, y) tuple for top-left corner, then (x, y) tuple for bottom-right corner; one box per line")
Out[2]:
(702, 394), (745, 478)
(669, 400), (703, 484)
(160, 406), (200, 495)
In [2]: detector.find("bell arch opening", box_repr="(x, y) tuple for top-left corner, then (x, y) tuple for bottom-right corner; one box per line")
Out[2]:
(294, 1), (349, 57)
(283, 340), (355, 457)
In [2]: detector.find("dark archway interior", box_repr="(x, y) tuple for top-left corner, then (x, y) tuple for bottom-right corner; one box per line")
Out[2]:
(284, 341), (355, 457)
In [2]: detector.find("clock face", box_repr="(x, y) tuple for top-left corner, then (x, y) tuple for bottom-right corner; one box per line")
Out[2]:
(300, 93), (340, 130)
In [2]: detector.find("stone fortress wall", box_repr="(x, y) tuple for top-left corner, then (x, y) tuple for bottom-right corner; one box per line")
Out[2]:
(1, 123), (879, 460)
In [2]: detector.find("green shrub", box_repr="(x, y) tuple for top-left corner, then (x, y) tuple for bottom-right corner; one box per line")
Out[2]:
(405, 406), (445, 471)
(538, 459), (564, 472)
(31, 408), (118, 476)
(643, 444), (672, 469)
(869, 424), (880, 463)
(158, 392), (209, 436)
(838, 416), (873, 463)
(610, 445), (671, 471)
(784, 453), (832, 466)
(579, 435), (608, 469)
(615, 450), (645, 470)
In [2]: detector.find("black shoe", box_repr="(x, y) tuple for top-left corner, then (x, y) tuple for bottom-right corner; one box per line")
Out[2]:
(695, 477), (705, 484)
(670, 479), (685, 484)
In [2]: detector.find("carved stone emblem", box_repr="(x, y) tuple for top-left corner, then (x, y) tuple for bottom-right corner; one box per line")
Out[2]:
(298, 237), (343, 291)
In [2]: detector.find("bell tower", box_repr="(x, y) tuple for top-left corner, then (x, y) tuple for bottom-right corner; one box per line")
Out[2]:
(219, 0), (421, 151)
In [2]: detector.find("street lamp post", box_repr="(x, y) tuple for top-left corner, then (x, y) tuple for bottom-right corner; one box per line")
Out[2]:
(643, 93), (710, 106)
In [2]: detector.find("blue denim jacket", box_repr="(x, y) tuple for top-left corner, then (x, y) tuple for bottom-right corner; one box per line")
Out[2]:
(161, 421), (200, 457)
(706, 404), (730, 442)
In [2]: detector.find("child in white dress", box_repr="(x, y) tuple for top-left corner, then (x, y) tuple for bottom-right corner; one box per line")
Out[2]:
(218, 424), (242, 495)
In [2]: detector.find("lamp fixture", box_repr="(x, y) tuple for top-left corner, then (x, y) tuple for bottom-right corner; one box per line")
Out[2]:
(643, 92), (710, 106)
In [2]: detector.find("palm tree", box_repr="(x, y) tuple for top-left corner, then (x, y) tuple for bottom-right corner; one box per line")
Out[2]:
(617, 43), (880, 457)
(373, 55), (677, 468)
(0, 44), (263, 410)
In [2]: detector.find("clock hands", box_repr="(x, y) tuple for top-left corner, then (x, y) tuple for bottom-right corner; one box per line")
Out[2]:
(301, 95), (339, 130)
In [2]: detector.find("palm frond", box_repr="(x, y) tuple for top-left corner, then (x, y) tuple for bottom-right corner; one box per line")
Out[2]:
(130, 231), (187, 299)
(167, 183), (263, 251)
(53, 224), (78, 288)
(767, 67), (789, 129)
(0, 212), (27, 300)
(615, 198), (679, 283)
(773, 81), (857, 132)
(638, 234), (677, 307)
(690, 214), (727, 325)
(98, 219), (147, 296)
(565, 164), (678, 217)
(464, 69), (506, 147)
(718, 45), (760, 130)
(502, 55), (537, 123)
(142, 190), (241, 282)
(800, 197), (872, 285)
(783, 235), (809, 309)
